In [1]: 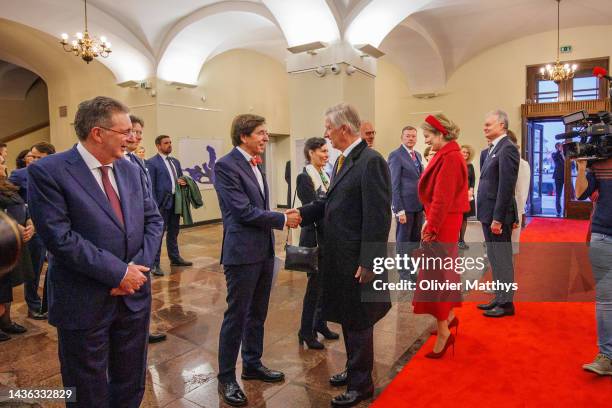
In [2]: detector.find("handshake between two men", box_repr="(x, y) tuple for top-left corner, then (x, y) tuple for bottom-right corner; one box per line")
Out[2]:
(284, 208), (302, 228)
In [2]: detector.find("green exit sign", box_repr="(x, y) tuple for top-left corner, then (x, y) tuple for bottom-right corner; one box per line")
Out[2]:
(560, 45), (572, 53)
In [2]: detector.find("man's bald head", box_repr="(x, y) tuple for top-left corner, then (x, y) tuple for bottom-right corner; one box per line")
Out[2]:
(360, 121), (376, 148)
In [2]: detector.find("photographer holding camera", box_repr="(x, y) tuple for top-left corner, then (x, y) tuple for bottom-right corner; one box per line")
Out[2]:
(576, 157), (612, 376)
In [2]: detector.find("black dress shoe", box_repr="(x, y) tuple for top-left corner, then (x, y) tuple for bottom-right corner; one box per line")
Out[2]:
(241, 365), (284, 382)
(484, 303), (515, 318)
(28, 309), (48, 320)
(316, 326), (340, 340)
(477, 299), (498, 310)
(148, 332), (167, 343)
(170, 257), (193, 267)
(152, 266), (165, 277)
(1, 323), (27, 334)
(329, 370), (348, 387)
(331, 387), (374, 407)
(0, 332), (10, 342)
(218, 381), (247, 407)
(298, 333), (324, 349)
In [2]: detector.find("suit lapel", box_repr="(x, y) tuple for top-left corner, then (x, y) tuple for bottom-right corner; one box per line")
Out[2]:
(328, 141), (366, 195)
(481, 137), (506, 177)
(232, 149), (265, 202)
(65, 150), (124, 230)
(114, 161), (131, 233)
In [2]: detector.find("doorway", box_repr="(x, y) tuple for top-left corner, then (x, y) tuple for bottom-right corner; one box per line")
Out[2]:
(526, 119), (565, 217)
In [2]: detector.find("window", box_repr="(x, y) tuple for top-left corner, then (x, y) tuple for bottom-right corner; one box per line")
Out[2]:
(526, 57), (609, 103)
(536, 80), (559, 102)
(572, 76), (599, 101)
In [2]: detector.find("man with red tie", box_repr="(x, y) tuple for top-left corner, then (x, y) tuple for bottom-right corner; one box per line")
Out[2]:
(387, 125), (424, 281)
(28, 96), (163, 407)
(213, 114), (301, 406)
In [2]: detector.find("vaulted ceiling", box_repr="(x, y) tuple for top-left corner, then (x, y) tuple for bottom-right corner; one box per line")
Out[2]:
(2, 0), (611, 91)
(0, 60), (41, 100)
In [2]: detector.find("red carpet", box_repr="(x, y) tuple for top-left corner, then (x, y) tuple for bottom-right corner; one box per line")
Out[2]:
(373, 219), (611, 408)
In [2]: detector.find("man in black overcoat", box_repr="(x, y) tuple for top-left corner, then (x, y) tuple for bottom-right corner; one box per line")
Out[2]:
(295, 103), (391, 407)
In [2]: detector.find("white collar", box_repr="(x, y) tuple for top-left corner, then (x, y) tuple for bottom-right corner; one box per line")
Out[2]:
(77, 142), (113, 170)
(341, 137), (363, 158)
(401, 145), (415, 154)
(490, 134), (507, 149)
(236, 146), (254, 162)
(158, 152), (170, 160)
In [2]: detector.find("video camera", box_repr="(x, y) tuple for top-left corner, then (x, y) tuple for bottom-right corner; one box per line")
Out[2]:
(555, 110), (612, 161)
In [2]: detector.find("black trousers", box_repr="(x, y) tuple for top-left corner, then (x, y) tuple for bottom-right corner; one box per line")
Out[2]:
(396, 211), (424, 281)
(218, 258), (275, 382)
(57, 301), (150, 408)
(24, 234), (46, 311)
(554, 178), (564, 215)
(155, 202), (181, 265)
(300, 271), (325, 337)
(482, 223), (515, 303)
(342, 325), (374, 391)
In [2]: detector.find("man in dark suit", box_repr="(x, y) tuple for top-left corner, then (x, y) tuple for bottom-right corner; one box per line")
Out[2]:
(299, 103), (392, 407)
(387, 125), (423, 282)
(125, 115), (167, 344)
(476, 109), (519, 318)
(552, 142), (565, 216)
(146, 135), (192, 275)
(9, 141), (56, 320)
(214, 114), (301, 407)
(28, 96), (163, 408)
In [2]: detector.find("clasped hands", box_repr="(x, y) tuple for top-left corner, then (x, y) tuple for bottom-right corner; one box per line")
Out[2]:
(284, 208), (302, 228)
(110, 264), (149, 296)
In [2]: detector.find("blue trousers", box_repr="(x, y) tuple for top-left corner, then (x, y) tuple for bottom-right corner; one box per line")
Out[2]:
(218, 258), (274, 382)
(589, 232), (612, 358)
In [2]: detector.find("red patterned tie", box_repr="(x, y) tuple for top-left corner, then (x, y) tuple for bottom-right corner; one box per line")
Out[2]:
(99, 166), (124, 226)
(410, 150), (416, 161)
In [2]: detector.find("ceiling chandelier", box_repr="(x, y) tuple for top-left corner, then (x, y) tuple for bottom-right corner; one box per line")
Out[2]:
(540, 0), (576, 84)
(59, 0), (111, 63)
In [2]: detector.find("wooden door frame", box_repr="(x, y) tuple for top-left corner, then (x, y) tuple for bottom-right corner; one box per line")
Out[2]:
(521, 100), (611, 219)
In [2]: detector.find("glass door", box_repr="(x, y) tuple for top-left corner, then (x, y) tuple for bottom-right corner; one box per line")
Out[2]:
(527, 122), (544, 215)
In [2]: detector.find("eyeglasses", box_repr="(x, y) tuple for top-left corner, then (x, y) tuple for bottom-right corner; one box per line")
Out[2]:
(98, 126), (134, 137)
(365, 131), (376, 136)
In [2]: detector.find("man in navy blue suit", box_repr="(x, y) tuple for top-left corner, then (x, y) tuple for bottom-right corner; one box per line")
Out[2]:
(387, 125), (424, 281)
(28, 96), (163, 408)
(476, 109), (519, 318)
(124, 114), (167, 344)
(9, 141), (56, 320)
(146, 135), (192, 275)
(214, 114), (301, 407)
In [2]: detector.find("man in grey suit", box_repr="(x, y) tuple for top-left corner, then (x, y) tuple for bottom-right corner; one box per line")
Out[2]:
(388, 126), (424, 281)
(476, 109), (519, 318)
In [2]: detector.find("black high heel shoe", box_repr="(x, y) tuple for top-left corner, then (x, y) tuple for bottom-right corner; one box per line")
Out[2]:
(298, 333), (324, 350)
(316, 326), (339, 340)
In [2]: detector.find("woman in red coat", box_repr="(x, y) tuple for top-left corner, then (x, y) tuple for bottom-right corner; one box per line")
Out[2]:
(413, 114), (469, 358)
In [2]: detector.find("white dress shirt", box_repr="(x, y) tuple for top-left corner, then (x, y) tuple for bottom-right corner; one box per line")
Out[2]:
(489, 134), (507, 156)
(158, 153), (177, 194)
(236, 146), (265, 195)
(77, 143), (128, 280)
(77, 143), (120, 199)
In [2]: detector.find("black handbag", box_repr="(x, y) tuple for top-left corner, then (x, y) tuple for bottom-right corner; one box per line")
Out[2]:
(284, 188), (319, 273)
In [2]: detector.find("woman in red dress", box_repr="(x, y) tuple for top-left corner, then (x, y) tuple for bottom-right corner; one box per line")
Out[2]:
(413, 114), (469, 358)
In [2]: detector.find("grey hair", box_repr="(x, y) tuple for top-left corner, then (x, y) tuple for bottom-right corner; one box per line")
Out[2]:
(74, 96), (130, 141)
(487, 109), (509, 130)
(324, 103), (361, 135)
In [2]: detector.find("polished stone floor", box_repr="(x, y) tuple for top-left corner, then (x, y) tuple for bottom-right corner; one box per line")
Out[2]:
(0, 221), (486, 407)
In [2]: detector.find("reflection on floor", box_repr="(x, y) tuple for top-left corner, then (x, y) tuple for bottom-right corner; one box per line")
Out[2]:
(0, 221), (486, 407)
